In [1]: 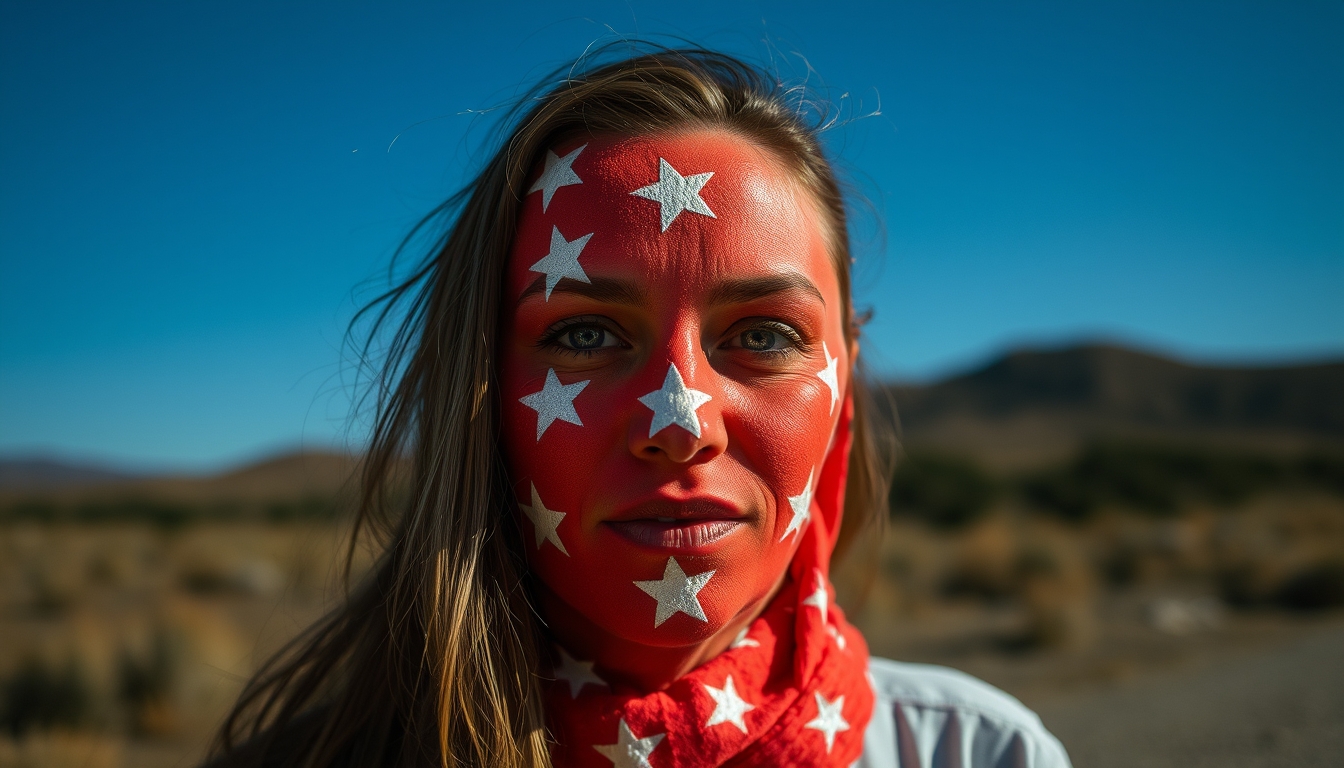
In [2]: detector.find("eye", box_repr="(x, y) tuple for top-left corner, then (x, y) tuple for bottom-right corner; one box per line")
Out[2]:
(560, 326), (614, 350)
(723, 320), (806, 357)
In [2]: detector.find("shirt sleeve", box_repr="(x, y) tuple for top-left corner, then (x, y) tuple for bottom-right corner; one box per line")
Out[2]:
(856, 658), (1072, 768)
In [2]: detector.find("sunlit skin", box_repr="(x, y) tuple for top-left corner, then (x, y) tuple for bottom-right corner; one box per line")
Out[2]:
(499, 130), (852, 692)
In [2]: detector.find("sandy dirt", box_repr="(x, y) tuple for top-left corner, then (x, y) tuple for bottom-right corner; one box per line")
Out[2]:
(1033, 617), (1344, 767)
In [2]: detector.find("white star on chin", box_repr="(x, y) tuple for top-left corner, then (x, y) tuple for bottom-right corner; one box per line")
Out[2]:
(528, 144), (584, 211)
(804, 691), (850, 753)
(630, 157), (716, 231)
(634, 557), (715, 627)
(637, 364), (712, 438)
(593, 719), (665, 768)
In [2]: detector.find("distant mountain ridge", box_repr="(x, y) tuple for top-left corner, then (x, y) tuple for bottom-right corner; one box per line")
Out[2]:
(888, 344), (1344, 468)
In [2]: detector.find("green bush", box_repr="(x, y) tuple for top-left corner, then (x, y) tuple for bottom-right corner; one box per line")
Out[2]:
(889, 453), (996, 529)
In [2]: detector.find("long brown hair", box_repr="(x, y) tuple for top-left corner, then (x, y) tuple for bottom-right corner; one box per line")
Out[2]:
(211, 44), (891, 768)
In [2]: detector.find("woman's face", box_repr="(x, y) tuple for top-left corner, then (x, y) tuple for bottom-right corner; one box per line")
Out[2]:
(499, 130), (849, 648)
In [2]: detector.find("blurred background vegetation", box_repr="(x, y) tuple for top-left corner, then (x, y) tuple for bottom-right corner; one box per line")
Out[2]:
(1, 343), (1342, 766)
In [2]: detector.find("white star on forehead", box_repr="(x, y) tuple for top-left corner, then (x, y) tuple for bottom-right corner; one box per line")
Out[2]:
(805, 691), (850, 753)
(637, 364), (712, 439)
(703, 675), (755, 733)
(520, 483), (568, 555)
(634, 557), (715, 627)
(519, 368), (589, 440)
(780, 469), (815, 542)
(552, 647), (604, 697)
(593, 719), (665, 768)
(529, 225), (594, 300)
(817, 341), (840, 414)
(630, 157), (716, 232)
(528, 144), (585, 212)
(730, 626), (760, 649)
(802, 569), (829, 625)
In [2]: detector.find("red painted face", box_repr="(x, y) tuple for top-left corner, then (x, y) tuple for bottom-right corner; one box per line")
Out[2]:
(499, 130), (849, 649)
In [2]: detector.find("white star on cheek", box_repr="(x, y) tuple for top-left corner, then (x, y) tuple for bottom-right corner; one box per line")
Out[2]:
(802, 568), (830, 625)
(633, 557), (715, 627)
(703, 675), (755, 733)
(630, 157), (716, 231)
(593, 719), (665, 768)
(780, 469), (815, 542)
(552, 647), (605, 697)
(804, 691), (851, 753)
(637, 364), (713, 438)
(519, 368), (589, 441)
(520, 483), (568, 555)
(816, 341), (841, 414)
(527, 144), (585, 212)
(528, 225), (594, 300)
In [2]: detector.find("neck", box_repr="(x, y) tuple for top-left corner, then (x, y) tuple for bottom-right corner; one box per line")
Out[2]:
(537, 569), (788, 692)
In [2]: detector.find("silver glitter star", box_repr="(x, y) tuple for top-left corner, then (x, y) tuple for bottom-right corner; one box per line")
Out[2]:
(780, 469), (814, 542)
(520, 482), (568, 555)
(552, 647), (604, 698)
(816, 341), (840, 414)
(528, 225), (593, 300)
(634, 557), (715, 627)
(630, 157), (716, 231)
(593, 719), (665, 768)
(527, 144), (584, 212)
(519, 368), (589, 440)
(637, 364), (712, 439)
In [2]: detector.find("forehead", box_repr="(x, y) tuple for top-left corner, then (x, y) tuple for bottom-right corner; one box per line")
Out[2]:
(507, 130), (832, 298)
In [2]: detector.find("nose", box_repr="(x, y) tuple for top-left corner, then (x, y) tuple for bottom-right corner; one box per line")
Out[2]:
(628, 361), (727, 464)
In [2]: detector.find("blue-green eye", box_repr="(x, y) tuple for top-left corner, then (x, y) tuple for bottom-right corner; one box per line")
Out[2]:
(565, 327), (607, 350)
(741, 329), (779, 351)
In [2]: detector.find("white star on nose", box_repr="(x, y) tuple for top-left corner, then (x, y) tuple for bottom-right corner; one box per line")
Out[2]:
(805, 691), (851, 753)
(634, 557), (715, 627)
(528, 144), (584, 212)
(520, 483), (568, 555)
(552, 647), (605, 697)
(802, 569), (830, 625)
(630, 158), (716, 231)
(529, 225), (594, 300)
(519, 368), (589, 440)
(593, 719), (665, 768)
(703, 675), (755, 733)
(780, 469), (815, 542)
(816, 341), (840, 414)
(637, 364), (712, 439)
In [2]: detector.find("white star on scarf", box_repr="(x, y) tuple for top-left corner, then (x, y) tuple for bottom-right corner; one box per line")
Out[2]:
(634, 557), (715, 627)
(552, 647), (604, 698)
(730, 626), (760, 649)
(528, 144), (585, 211)
(519, 368), (589, 440)
(529, 225), (594, 300)
(520, 483), (568, 555)
(630, 158), (716, 231)
(826, 624), (848, 650)
(780, 469), (815, 542)
(805, 691), (850, 753)
(816, 341), (840, 414)
(802, 569), (829, 625)
(593, 719), (665, 768)
(637, 364), (712, 439)
(703, 675), (755, 733)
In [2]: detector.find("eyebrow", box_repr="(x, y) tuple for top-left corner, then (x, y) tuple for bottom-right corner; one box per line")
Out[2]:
(706, 274), (826, 307)
(517, 275), (648, 307)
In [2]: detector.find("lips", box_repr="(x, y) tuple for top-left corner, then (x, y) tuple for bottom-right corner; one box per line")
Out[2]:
(604, 498), (748, 550)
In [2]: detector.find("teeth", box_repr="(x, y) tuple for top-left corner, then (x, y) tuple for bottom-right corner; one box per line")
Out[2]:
(655, 517), (676, 523)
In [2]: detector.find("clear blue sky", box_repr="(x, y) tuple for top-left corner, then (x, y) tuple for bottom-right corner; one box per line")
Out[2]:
(2, 1), (1341, 470)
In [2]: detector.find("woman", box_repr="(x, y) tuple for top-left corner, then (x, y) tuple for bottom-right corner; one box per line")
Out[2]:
(211, 46), (1071, 768)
